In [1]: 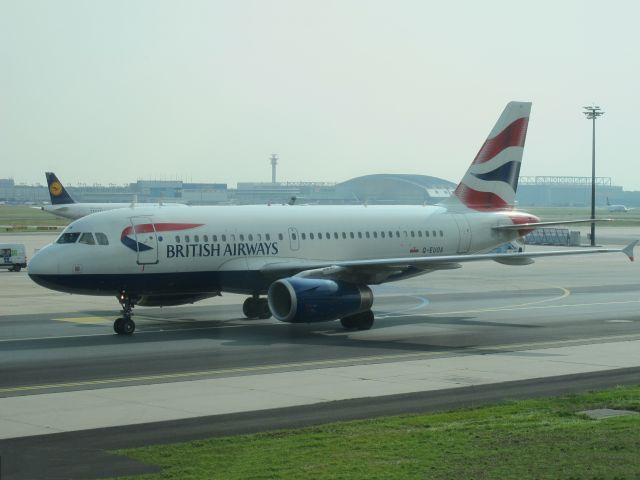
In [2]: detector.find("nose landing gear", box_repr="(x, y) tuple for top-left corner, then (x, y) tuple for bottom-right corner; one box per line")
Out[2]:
(114, 291), (137, 335)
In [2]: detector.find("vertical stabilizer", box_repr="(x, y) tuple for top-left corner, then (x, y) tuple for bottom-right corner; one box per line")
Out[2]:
(444, 101), (531, 211)
(45, 172), (75, 205)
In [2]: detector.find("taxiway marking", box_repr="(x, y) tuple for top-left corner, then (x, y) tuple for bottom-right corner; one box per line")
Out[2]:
(3, 333), (640, 396)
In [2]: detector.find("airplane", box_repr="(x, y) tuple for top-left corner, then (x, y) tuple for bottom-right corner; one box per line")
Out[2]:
(40, 172), (186, 220)
(27, 102), (637, 335)
(606, 197), (632, 213)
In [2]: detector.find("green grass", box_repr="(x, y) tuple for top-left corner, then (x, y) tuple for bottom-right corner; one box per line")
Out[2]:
(0, 205), (69, 230)
(112, 385), (640, 479)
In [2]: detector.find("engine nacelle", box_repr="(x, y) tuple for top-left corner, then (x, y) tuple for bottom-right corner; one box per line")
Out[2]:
(268, 277), (373, 323)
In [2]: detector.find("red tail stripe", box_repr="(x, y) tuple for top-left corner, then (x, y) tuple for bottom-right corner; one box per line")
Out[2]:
(454, 185), (508, 211)
(472, 117), (528, 165)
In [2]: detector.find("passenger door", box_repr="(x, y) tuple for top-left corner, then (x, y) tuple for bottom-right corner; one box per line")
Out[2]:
(130, 216), (159, 265)
(288, 227), (300, 251)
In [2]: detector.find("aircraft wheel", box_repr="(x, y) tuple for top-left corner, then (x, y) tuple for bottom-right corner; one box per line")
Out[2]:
(258, 298), (272, 319)
(341, 311), (374, 331)
(121, 318), (135, 335)
(114, 317), (124, 334)
(243, 298), (258, 319)
(340, 316), (358, 330)
(355, 310), (374, 330)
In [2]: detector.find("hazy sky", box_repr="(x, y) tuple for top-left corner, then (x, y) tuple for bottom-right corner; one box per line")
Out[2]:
(2, 1), (639, 189)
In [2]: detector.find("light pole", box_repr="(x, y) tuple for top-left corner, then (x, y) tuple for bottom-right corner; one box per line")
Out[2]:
(583, 105), (604, 246)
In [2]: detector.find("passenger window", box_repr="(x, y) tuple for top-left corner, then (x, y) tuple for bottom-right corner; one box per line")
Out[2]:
(373, 232), (378, 238)
(365, 232), (370, 239)
(301, 233), (306, 240)
(357, 232), (362, 239)
(278, 233), (283, 241)
(57, 232), (81, 244)
(350, 232), (355, 239)
(326, 232), (330, 239)
(396, 231), (400, 238)
(342, 232), (347, 239)
(230, 234), (236, 242)
(266, 234), (271, 241)
(239, 234), (245, 241)
(248, 234), (253, 241)
(203, 235), (208, 242)
(291, 233), (297, 240)
(213, 235), (217, 242)
(194, 235), (200, 243)
(185, 235), (190, 243)
(381, 231), (385, 238)
(432, 230), (437, 237)
(418, 231), (422, 237)
(334, 232), (338, 239)
(175, 235), (181, 243)
(410, 231), (415, 238)
(79, 232), (96, 245)
(425, 231), (429, 237)
(222, 234), (227, 242)
(310, 233), (315, 240)
(95, 232), (109, 245)
(318, 233), (323, 239)
(440, 230), (444, 237)
(403, 231), (408, 238)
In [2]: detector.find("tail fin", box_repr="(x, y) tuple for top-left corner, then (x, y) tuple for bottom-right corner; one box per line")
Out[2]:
(45, 172), (75, 205)
(444, 101), (531, 211)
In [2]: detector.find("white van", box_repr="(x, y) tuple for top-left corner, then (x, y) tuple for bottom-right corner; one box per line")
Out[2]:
(0, 244), (27, 272)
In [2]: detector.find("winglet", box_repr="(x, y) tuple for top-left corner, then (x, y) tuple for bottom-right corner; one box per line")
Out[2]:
(622, 240), (638, 261)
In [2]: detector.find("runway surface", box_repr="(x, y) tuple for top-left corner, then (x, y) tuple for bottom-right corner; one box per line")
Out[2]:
(0, 231), (639, 478)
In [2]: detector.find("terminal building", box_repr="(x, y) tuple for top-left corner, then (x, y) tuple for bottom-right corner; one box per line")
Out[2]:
(1, 174), (638, 208)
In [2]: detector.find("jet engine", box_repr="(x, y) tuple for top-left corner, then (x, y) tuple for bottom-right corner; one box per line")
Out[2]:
(267, 277), (373, 323)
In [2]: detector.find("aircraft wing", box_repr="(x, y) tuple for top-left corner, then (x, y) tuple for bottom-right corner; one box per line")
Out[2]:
(260, 241), (637, 284)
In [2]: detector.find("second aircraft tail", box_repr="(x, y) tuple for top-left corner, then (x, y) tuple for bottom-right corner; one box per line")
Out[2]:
(45, 172), (75, 205)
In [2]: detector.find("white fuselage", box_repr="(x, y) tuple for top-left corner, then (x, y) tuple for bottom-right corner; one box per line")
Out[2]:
(41, 202), (185, 220)
(28, 204), (532, 297)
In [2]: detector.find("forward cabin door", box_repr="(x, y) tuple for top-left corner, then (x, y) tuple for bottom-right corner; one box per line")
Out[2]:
(452, 214), (472, 254)
(130, 216), (159, 265)
(288, 227), (300, 251)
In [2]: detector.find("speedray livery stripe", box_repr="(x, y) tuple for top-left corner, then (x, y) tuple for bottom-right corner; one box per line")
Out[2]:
(455, 109), (530, 211)
(121, 223), (203, 252)
(471, 117), (528, 166)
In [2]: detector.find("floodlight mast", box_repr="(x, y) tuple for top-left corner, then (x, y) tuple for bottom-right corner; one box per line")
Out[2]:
(583, 105), (604, 246)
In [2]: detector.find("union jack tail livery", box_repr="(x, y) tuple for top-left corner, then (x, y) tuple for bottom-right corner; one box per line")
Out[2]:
(445, 101), (531, 211)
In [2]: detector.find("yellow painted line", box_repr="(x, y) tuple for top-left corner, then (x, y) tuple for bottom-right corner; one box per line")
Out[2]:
(3, 333), (640, 396)
(53, 316), (112, 325)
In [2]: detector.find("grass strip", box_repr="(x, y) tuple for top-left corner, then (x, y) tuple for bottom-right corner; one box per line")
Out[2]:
(112, 385), (640, 479)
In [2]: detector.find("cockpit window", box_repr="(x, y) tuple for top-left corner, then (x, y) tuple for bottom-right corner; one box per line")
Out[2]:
(79, 232), (96, 245)
(56, 232), (81, 244)
(95, 233), (109, 245)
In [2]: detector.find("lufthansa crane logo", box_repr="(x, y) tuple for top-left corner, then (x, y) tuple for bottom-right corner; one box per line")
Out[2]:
(49, 181), (63, 196)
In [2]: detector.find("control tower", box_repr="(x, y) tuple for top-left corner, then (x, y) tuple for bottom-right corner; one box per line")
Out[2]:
(270, 154), (278, 183)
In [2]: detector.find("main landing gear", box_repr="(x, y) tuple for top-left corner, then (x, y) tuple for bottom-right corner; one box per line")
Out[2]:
(243, 295), (272, 319)
(340, 310), (374, 331)
(114, 291), (137, 335)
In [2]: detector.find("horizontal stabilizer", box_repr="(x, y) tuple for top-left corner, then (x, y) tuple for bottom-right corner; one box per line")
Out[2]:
(493, 218), (613, 231)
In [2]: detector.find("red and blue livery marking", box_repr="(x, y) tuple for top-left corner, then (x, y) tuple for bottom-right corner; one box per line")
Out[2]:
(121, 223), (203, 252)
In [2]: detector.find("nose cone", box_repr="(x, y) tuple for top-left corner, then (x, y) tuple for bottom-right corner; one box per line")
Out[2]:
(28, 246), (60, 288)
